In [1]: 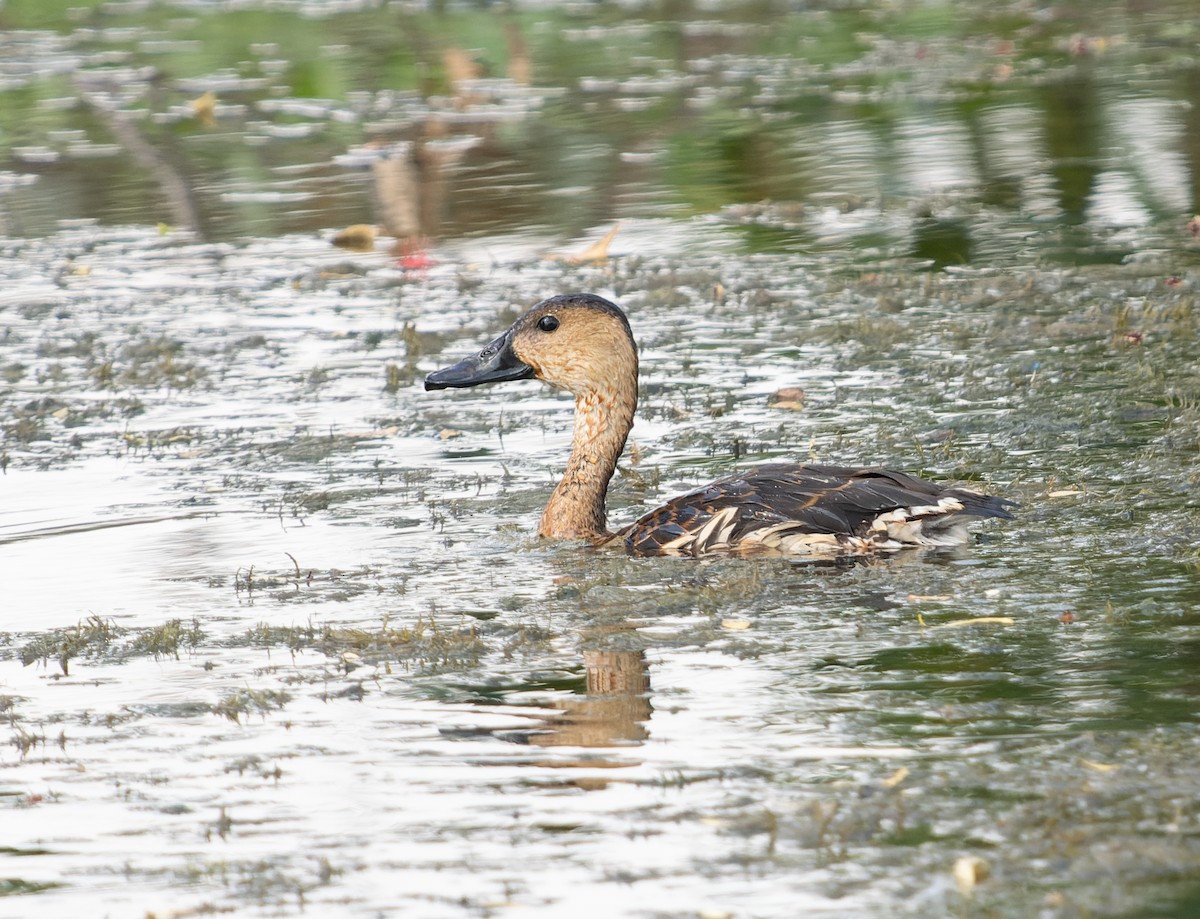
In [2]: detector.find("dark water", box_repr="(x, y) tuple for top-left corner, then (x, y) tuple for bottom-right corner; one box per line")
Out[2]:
(3, 0), (1200, 264)
(2, 2), (1200, 918)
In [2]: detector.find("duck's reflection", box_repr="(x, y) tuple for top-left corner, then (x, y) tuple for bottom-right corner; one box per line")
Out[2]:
(523, 649), (651, 748)
(440, 647), (652, 764)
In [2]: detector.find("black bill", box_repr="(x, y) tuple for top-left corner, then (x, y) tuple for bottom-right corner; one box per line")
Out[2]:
(424, 329), (534, 390)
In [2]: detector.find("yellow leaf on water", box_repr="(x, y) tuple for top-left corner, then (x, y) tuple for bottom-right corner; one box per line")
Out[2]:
(882, 766), (909, 788)
(1047, 489), (1083, 498)
(721, 619), (752, 630)
(932, 616), (1015, 629)
(546, 223), (621, 264)
(190, 90), (217, 126)
(953, 855), (989, 895)
(1082, 759), (1119, 773)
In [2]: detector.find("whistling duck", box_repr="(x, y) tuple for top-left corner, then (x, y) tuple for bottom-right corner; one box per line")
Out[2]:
(425, 293), (1014, 557)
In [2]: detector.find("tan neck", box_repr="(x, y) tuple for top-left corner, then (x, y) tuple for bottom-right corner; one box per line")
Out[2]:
(537, 387), (636, 540)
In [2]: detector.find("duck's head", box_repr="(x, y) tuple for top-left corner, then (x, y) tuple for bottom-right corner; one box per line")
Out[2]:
(424, 293), (637, 398)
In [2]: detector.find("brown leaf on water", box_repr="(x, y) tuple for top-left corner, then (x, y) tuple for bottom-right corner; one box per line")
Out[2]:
(768, 387), (805, 411)
(331, 224), (378, 252)
(190, 90), (217, 127)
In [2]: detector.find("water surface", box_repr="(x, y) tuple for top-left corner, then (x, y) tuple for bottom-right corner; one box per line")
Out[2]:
(2, 2), (1200, 918)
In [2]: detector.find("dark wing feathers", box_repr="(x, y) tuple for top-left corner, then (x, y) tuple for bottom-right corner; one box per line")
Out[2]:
(622, 462), (1014, 556)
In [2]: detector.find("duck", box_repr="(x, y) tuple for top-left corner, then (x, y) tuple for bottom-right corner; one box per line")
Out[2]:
(425, 293), (1015, 557)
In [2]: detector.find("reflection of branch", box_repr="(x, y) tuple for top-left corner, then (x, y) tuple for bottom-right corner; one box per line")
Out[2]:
(506, 22), (531, 84)
(79, 91), (201, 234)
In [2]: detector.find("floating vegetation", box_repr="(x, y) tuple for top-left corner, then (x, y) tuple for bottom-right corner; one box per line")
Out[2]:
(13, 617), (204, 675)
(243, 615), (485, 671)
(17, 615), (119, 676)
(128, 618), (206, 660)
(0, 878), (64, 897)
(212, 688), (291, 724)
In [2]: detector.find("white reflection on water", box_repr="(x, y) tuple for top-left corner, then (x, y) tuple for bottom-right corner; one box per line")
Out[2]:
(0, 482), (396, 632)
(801, 120), (883, 198)
(1, 639), (898, 918)
(978, 103), (1061, 218)
(1108, 96), (1191, 216)
(894, 115), (980, 195)
(1088, 170), (1153, 227)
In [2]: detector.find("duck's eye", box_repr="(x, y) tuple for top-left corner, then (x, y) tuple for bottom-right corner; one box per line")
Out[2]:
(537, 315), (560, 333)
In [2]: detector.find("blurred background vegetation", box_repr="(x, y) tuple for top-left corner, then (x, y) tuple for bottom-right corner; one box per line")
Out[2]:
(0, 0), (1197, 265)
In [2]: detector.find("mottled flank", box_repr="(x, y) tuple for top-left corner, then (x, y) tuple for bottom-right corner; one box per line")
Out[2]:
(618, 463), (1016, 557)
(427, 295), (1014, 557)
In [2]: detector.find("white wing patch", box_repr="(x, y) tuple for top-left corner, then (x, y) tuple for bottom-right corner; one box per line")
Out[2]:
(867, 496), (971, 548)
(657, 506), (740, 556)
